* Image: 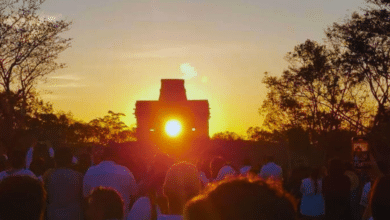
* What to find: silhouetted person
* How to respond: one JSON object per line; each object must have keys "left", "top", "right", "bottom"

{"left": 286, "top": 164, "right": 311, "bottom": 202}
{"left": 74, "top": 153, "right": 92, "bottom": 174}
{"left": 259, "top": 155, "right": 283, "bottom": 182}
{"left": 300, "top": 167, "right": 325, "bottom": 219}
{"left": 344, "top": 162, "right": 360, "bottom": 220}
{"left": 83, "top": 146, "right": 138, "bottom": 215}
{"left": 210, "top": 156, "right": 226, "bottom": 181}
{"left": 370, "top": 175, "right": 390, "bottom": 220}
{"left": 197, "top": 159, "right": 210, "bottom": 187}
{"left": 322, "top": 158, "right": 351, "bottom": 220}
{"left": 85, "top": 186, "right": 124, "bottom": 220}
{"left": 30, "top": 156, "right": 48, "bottom": 180}
{"left": 159, "top": 162, "right": 201, "bottom": 219}
{"left": 26, "top": 141, "right": 54, "bottom": 169}
{"left": 0, "top": 176, "right": 46, "bottom": 220}
{"left": 215, "top": 164, "right": 237, "bottom": 181}
{"left": 43, "top": 147, "right": 84, "bottom": 220}
{"left": 361, "top": 155, "right": 387, "bottom": 220}
{"left": 127, "top": 153, "right": 174, "bottom": 220}
{"left": 0, "top": 149, "right": 36, "bottom": 181}
{"left": 239, "top": 158, "right": 252, "bottom": 175}
{"left": 184, "top": 176, "right": 297, "bottom": 220}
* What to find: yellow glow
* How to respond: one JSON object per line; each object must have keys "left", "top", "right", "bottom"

{"left": 165, "top": 120, "right": 182, "bottom": 137}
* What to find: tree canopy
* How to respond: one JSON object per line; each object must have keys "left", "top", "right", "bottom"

{"left": 0, "top": 0, "right": 72, "bottom": 149}
{"left": 260, "top": 0, "right": 390, "bottom": 155}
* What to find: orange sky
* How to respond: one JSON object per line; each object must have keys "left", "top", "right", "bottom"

{"left": 38, "top": 0, "right": 366, "bottom": 137}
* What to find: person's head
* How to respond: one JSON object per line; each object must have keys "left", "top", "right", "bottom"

{"left": 242, "top": 158, "right": 251, "bottom": 166}
{"left": 101, "top": 146, "right": 118, "bottom": 163}
{"left": 376, "top": 161, "right": 388, "bottom": 175}
{"left": 163, "top": 162, "right": 201, "bottom": 215}
{"left": 33, "top": 142, "right": 50, "bottom": 161}
{"left": 55, "top": 147, "right": 73, "bottom": 168}
{"left": 79, "top": 153, "right": 91, "bottom": 165}
{"left": 0, "top": 176, "right": 46, "bottom": 220}
{"left": 320, "top": 165, "right": 328, "bottom": 177}
{"left": 310, "top": 167, "right": 321, "bottom": 194}
{"left": 150, "top": 152, "right": 175, "bottom": 175}
{"left": 184, "top": 176, "right": 297, "bottom": 220}
{"left": 210, "top": 156, "right": 226, "bottom": 179}
{"left": 310, "top": 167, "right": 320, "bottom": 180}
{"left": 9, "top": 149, "right": 25, "bottom": 169}
{"left": 86, "top": 187, "right": 124, "bottom": 220}
{"left": 216, "top": 165, "right": 237, "bottom": 181}
{"left": 29, "top": 157, "right": 47, "bottom": 176}
{"left": 265, "top": 155, "right": 275, "bottom": 163}
{"left": 370, "top": 175, "right": 390, "bottom": 220}
{"left": 197, "top": 158, "right": 210, "bottom": 177}
{"left": 328, "top": 158, "right": 344, "bottom": 176}
{"left": 345, "top": 161, "right": 355, "bottom": 171}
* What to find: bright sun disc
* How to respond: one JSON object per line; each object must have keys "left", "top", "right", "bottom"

{"left": 165, "top": 120, "right": 181, "bottom": 137}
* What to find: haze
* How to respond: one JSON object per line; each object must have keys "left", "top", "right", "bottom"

{"left": 38, "top": 0, "right": 366, "bottom": 137}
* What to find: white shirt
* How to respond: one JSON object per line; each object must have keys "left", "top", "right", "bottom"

{"left": 259, "top": 162, "right": 283, "bottom": 181}
{"left": 0, "top": 169, "right": 36, "bottom": 181}
{"left": 215, "top": 165, "right": 236, "bottom": 181}
{"left": 127, "top": 196, "right": 161, "bottom": 220}
{"left": 240, "top": 166, "right": 252, "bottom": 175}
{"left": 83, "top": 161, "right": 138, "bottom": 213}
{"left": 360, "top": 182, "right": 371, "bottom": 207}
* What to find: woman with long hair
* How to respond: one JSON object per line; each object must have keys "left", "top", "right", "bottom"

{"left": 300, "top": 167, "right": 325, "bottom": 219}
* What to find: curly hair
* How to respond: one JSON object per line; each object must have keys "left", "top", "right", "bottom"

{"left": 184, "top": 176, "right": 297, "bottom": 220}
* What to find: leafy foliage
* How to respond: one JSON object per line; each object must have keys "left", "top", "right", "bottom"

{"left": 211, "top": 131, "right": 243, "bottom": 141}
{"left": 261, "top": 40, "right": 372, "bottom": 138}
{"left": 0, "top": 0, "right": 71, "bottom": 148}
{"left": 326, "top": 0, "right": 390, "bottom": 126}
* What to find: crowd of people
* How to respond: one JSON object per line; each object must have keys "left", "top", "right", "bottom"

{"left": 0, "top": 140, "right": 388, "bottom": 220}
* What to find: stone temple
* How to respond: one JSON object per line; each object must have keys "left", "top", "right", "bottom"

{"left": 134, "top": 79, "right": 210, "bottom": 156}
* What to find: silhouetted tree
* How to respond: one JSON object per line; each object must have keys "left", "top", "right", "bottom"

{"left": 261, "top": 40, "right": 372, "bottom": 140}
{"left": 0, "top": 0, "right": 72, "bottom": 149}
{"left": 246, "top": 126, "right": 283, "bottom": 143}
{"left": 211, "top": 131, "right": 243, "bottom": 141}
{"left": 89, "top": 111, "right": 136, "bottom": 144}
{"left": 326, "top": 0, "right": 390, "bottom": 127}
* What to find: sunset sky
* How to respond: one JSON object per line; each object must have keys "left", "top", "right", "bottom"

{"left": 38, "top": 0, "right": 366, "bottom": 137}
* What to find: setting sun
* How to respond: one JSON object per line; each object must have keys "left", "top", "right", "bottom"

{"left": 165, "top": 120, "right": 182, "bottom": 137}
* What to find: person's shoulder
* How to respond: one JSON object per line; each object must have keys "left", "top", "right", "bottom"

{"left": 129, "top": 196, "right": 152, "bottom": 212}
{"left": 0, "top": 170, "right": 7, "bottom": 180}
{"left": 157, "top": 214, "right": 183, "bottom": 220}
{"left": 364, "top": 181, "right": 371, "bottom": 190}
{"left": 114, "top": 164, "right": 135, "bottom": 176}
{"left": 322, "top": 175, "right": 331, "bottom": 183}
{"left": 63, "top": 168, "right": 84, "bottom": 178}
{"left": 84, "top": 164, "right": 100, "bottom": 176}
{"left": 16, "top": 169, "right": 37, "bottom": 179}
{"left": 73, "top": 169, "right": 84, "bottom": 177}
{"left": 20, "top": 169, "right": 36, "bottom": 175}
{"left": 342, "top": 174, "right": 351, "bottom": 182}
{"left": 272, "top": 162, "right": 282, "bottom": 169}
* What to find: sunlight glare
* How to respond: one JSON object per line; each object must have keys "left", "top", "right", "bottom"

{"left": 165, "top": 120, "right": 182, "bottom": 137}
